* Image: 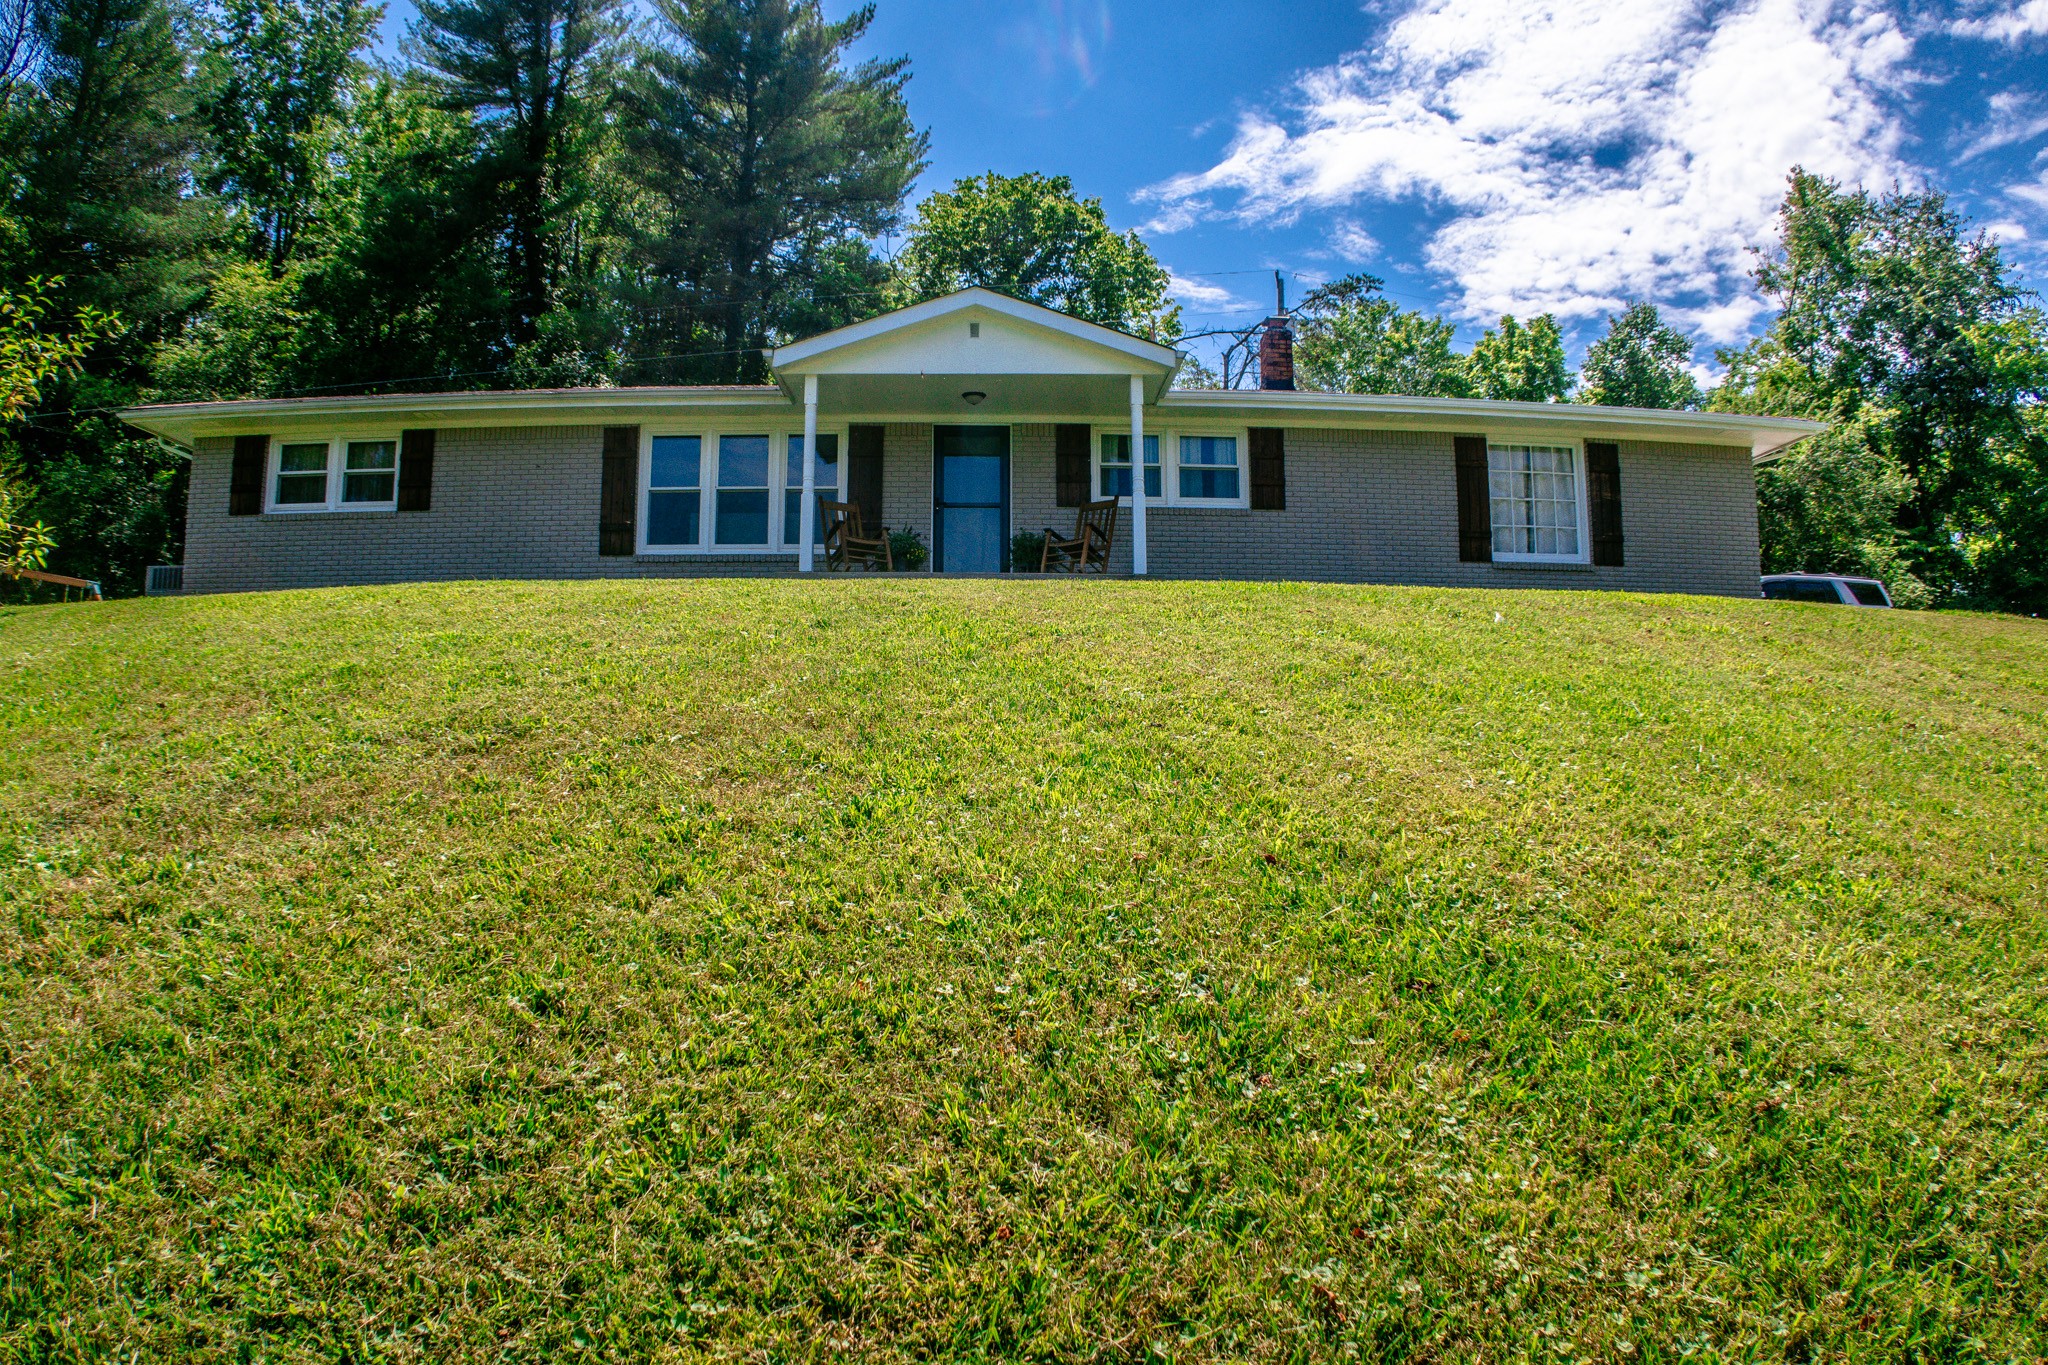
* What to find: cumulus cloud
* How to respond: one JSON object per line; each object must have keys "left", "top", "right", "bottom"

{"left": 1140, "top": 0, "right": 1914, "bottom": 330}
{"left": 1951, "top": 0, "right": 2048, "bottom": 41}
{"left": 1166, "top": 271, "right": 1256, "bottom": 311}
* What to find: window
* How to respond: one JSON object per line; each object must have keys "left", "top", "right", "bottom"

{"left": 1488, "top": 443, "right": 1583, "bottom": 560}
{"left": 1099, "top": 433, "right": 1160, "bottom": 500}
{"left": 1765, "top": 579, "right": 1846, "bottom": 604}
{"left": 1179, "top": 435, "right": 1240, "bottom": 501}
{"left": 274, "top": 441, "right": 330, "bottom": 506}
{"left": 715, "top": 434, "right": 771, "bottom": 546}
{"left": 342, "top": 439, "right": 397, "bottom": 504}
{"left": 784, "top": 433, "right": 840, "bottom": 546}
{"left": 647, "top": 435, "right": 702, "bottom": 547}
{"left": 1846, "top": 580, "right": 1891, "bottom": 606}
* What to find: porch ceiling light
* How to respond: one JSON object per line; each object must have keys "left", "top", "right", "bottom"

{"left": 961, "top": 390, "right": 987, "bottom": 406}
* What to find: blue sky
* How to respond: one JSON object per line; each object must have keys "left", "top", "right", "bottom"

{"left": 380, "top": 0, "right": 2048, "bottom": 373}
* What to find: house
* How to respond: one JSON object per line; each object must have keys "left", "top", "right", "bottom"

{"left": 120, "top": 288, "right": 1823, "bottom": 595}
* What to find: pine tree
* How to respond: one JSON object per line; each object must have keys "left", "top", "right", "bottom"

{"left": 406, "top": 0, "right": 625, "bottom": 344}
{"left": 624, "top": 0, "right": 925, "bottom": 382}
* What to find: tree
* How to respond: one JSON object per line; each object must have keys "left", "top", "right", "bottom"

{"left": 406, "top": 0, "right": 625, "bottom": 344}
{"left": 2, "top": 0, "right": 213, "bottom": 595}
{"left": 892, "top": 172, "right": 1174, "bottom": 338}
{"left": 200, "top": 0, "right": 379, "bottom": 273}
{"left": 1293, "top": 275, "right": 1470, "bottom": 398}
{"left": 1, "top": 277, "right": 112, "bottom": 574}
{"left": 1714, "top": 169, "right": 2044, "bottom": 608}
{"left": 1469, "top": 313, "right": 1570, "bottom": 402}
{"left": 623, "top": 0, "right": 923, "bottom": 383}
{"left": 1579, "top": 303, "right": 1701, "bottom": 409}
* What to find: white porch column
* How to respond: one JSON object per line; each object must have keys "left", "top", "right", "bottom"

{"left": 798, "top": 374, "right": 819, "bottom": 573}
{"left": 1128, "top": 373, "right": 1149, "bottom": 576}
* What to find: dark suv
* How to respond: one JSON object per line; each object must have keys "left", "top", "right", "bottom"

{"left": 1760, "top": 573, "right": 1893, "bottom": 607}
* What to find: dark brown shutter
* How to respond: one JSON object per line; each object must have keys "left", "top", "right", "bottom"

{"left": 1055, "top": 423, "right": 1090, "bottom": 507}
{"left": 599, "top": 425, "right": 639, "bottom": 556}
{"left": 847, "top": 424, "right": 884, "bottom": 532}
{"left": 1454, "top": 435, "right": 1492, "bottom": 563}
{"left": 398, "top": 429, "right": 435, "bottom": 512}
{"left": 1586, "top": 440, "right": 1624, "bottom": 567}
{"left": 229, "top": 435, "right": 267, "bottom": 515}
{"left": 1249, "top": 427, "right": 1286, "bottom": 509}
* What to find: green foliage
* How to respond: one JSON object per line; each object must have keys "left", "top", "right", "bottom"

{"left": 199, "top": 0, "right": 379, "bottom": 271}
{"left": 406, "top": 0, "right": 628, "bottom": 342}
{"left": 622, "top": 0, "right": 925, "bottom": 382}
{"left": 1009, "top": 529, "right": 1046, "bottom": 572}
{"left": 1579, "top": 302, "right": 1701, "bottom": 410}
{"left": 1714, "top": 169, "right": 2047, "bottom": 611}
{"left": 1, "top": 580, "right": 2044, "bottom": 1356}
{"left": 892, "top": 172, "right": 1176, "bottom": 339}
{"left": 0, "top": 277, "right": 116, "bottom": 420}
{"left": 886, "top": 525, "right": 926, "bottom": 569}
{"left": 1468, "top": 312, "right": 1571, "bottom": 402}
{"left": 1294, "top": 275, "right": 1471, "bottom": 398}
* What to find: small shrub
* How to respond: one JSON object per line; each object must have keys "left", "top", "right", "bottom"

{"left": 1010, "top": 531, "right": 1046, "bottom": 572}
{"left": 888, "top": 528, "right": 928, "bottom": 571}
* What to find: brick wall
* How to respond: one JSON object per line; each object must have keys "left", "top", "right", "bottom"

{"left": 182, "top": 422, "right": 1760, "bottom": 597}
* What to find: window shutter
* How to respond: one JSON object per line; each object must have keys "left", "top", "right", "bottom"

{"left": 1454, "top": 435, "right": 1492, "bottom": 563}
{"left": 1249, "top": 427, "right": 1286, "bottom": 509}
{"left": 1586, "top": 440, "right": 1623, "bottom": 567}
{"left": 848, "top": 424, "right": 885, "bottom": 532}
{"left": 398, "top": 429, "right": 436, "bottom": 512}
{"left": 1055, "top": 423, "right": 1090, "bottom": 506}
{"left": 599, "top": 425, "right": 639, "bottom": 556}
{"left": 229, "top": 435, "right": 267, "bottom": 515}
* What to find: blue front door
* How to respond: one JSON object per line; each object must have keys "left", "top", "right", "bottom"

{"left": 933, "top": 426, "right": 1009, "bottom": 572}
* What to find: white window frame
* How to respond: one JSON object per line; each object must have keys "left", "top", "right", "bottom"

{"left": 638, "top": 424, "right": 848, "bottom": 555}
{"left": 265, "top": 434, "right": 402, "bottom": 513}
{"left": 1486, "top": 436, "right": 1591, "bottom": 565}
{"left": 1090, "top": 424, "right": 1251, "bottom": 510}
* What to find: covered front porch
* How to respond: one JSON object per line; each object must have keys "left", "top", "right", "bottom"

{"left": 766, "top": 289, "right": 1180, "bottom": 574}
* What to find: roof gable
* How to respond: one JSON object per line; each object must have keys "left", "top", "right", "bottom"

{"left": 771, "top": 289, "right": 1179, "bottom": 392}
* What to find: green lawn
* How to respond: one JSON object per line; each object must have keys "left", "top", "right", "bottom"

{"left": 1, "top": 580, "right": 2044, "bottom": 1363}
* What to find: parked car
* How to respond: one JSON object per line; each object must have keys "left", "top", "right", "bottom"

{"left": 1760, "top": 573, "right": 1894, "bottom": 606}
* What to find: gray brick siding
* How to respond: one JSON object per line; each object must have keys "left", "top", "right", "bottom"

{"left": 182, "top": 422, "right": 1759, "bottom": 596}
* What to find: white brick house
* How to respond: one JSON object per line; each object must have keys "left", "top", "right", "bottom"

{"left": 121, "top": 289, "right": 1822, "bottom": 595}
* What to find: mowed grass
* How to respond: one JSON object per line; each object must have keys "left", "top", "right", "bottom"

{"left": 1, "top": 580, "right": 2044, "bottom": 1364}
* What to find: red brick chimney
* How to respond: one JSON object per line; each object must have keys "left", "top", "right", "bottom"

{"left": 1259, "top": 316, "right": 1295, "bottom": 391}
{"left": 1259, "top": 271, "right": 1295, "bottom": 390}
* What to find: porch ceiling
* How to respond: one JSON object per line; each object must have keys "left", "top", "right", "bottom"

{"left": 808, "top": 372, "right": 1141, "bottom": 419}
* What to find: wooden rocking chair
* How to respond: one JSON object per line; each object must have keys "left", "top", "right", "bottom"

{"left": 819, "top": 498, "right": 893, "bottom": 571}
{"left": 1040, "top": 499, "right": 1118, "bottom": 573}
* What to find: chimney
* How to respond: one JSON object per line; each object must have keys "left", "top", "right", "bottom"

{"left": 1259, "top": 270, "right": 1295, "bottom": 391}
{"left": 1258, "top": 317, "right": 1295, "bottom": 391}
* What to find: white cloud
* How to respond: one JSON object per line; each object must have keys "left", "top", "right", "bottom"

{"left": 1140, "top": 0, "right": 1913, "bottom": 333}
{"left": 1960, "top": 92, "right": 2048, "bottom": 160}
{"left": 2011, "top": 170, "right": 2048, "bottom": 210}
{"left": 1165, "top": 271, "right": 1255, "bottom": 311}
{"left": 1952, "top": 0, "right": 2048, "bottom": 41}
{"left": 1981, "top": 220, "right": 2030, "bottom": 242}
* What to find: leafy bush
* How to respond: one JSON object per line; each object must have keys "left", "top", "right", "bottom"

{"left": 887, "top": 528, "right": 928, "bottom": 570}
{"left": 1010, "top": 531, "right": 1046, "bottom": 572}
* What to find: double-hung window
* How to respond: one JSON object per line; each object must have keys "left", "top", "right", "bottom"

{"left": 274, "top": 441, "right": 331, "bottom": 507}
{"left": 715, "top": 435, "right": 772, "bottom": 546}
{"left": 647, "top": 436, "right": 702, "bottom": 547}
{"left": 1488, "top": 443, "right": 1583, "bottom": 560}
{"left": 270, "top": 437, "right": 399, "bottom": 511}
{"left": 1178, "top": 435, "right": 1240, "bottom": 501}
{"left": 342, "top": 440, "right": 397, "bottom": 505}
{"left": 1099, "top": 434, "right": 1161, "bottom": 500}
{"left": 784, "top": 433, "right": 839, "bottom": 546}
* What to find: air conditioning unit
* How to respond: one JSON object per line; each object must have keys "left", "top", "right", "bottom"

{"left": 145, "top": 564, "right": 184, "bottom": 595}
